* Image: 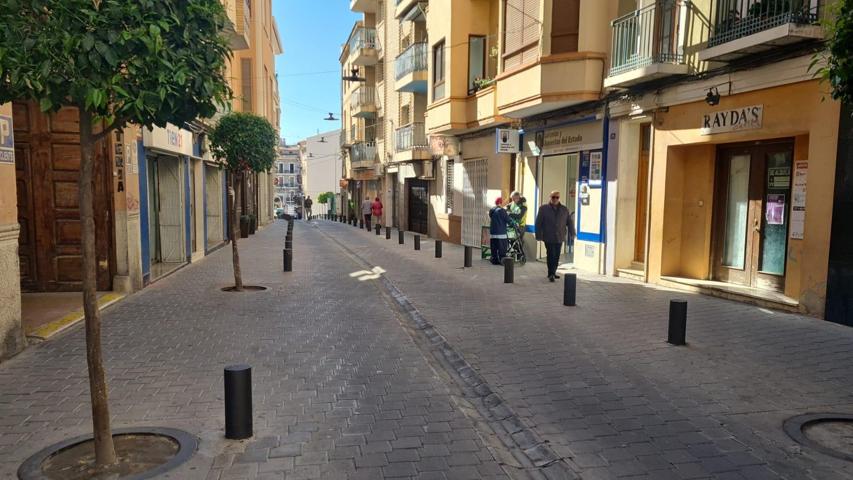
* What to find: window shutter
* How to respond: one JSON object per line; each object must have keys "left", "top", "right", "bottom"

{"left": 522, "top": 0, "right": 539, "bottom": 46}
{"left": 551, "top": 0, "right": 579, "bottom": 53}
{"left": 504, "top": 0, "right": 524, "bottom": 57}
{"left": 241, "top": 59, "right": 253, "bottom": 112}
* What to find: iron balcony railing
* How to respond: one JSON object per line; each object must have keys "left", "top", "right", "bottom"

{"left": 395, "top": 42, "right": 428, "bottom": 80}
{"left": 349, "top": 27, "right": 380, "bottom": 53}
{"left": 350, "top": 86, "right": 376, "bottom": 110}
{"left": 351, "top": 142, "right": 378, "bottom": 167}
{"left": 395, "top": 122, "right": 428, "bottom": 153}
{"left": 709, "top": 0, "right": 820, "bottom": 47}
{"left": 609, "top": 1, "right": 690, "bottom": 77}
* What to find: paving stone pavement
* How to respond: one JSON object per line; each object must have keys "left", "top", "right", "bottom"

{"left": 314, "top": 220, "right": 853, "bottom": 480}
{"left": 0, "top": 221, "right": 515, "bottom": 480}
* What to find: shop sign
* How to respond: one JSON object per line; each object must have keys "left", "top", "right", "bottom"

{"left": 700, "top": 105, "right": 763, "bottom": 136}
{"left": 430, "top": 135, "right": 460, "bottom": 157}
{"left": 143, "top": 123, "right": 193, "bottom": 156}
{"left": 540, "top": 121, "right": 604, "bottom": 155}
{"left": 0, "top": 115, "right": 14, "bottom": 164}
{"left": 495, "top": 129, "right": 520, "bottom": 154}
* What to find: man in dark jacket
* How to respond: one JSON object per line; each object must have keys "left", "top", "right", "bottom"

{"left": 535, "top": 190, "right": 574, "bottom": 282}
{"left": 489, "top": 197, "right": 510, "bottom": 265}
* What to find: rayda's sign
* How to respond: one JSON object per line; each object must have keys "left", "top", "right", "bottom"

{"left": 701, "top": 105, "right": 763, "bottom": 135}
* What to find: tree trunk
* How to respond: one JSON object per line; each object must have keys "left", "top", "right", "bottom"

{"left": 79, "top": 110, "right": 117, "bottom": 466}
{"left": 229, "top": 170, "right": 243, "bottom": 290}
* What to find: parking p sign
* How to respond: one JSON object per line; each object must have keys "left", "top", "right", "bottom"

{"left": 0, "top": 115, "right": 13, "bottom": 164}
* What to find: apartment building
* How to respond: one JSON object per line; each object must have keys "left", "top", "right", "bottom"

{"left": 275, "top": 141, "right": 302, "bottom": 211}
{"left": 300, "top": 130, "right": 343, "bottom": 217}
{"left": 338, "top": 0, "right": 848, "bottom": 321}
{"left": 0, "top": 1, "right": 283, "bottom": 360}
{"left": 601, "top": 0, "right": 839, "bottom": 320}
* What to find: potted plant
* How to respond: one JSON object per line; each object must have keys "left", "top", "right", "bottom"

{"left": 240, "top": 215, "right": 250, "bottom": 238}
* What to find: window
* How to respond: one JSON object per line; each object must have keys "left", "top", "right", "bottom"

{"left": 468, "top": 36, "right": 486, "bottom": 94}
{"left": 289, "top": 163, "right": 295, "bottom": 173}
{"left": 241, "top": 59, "right": 253, "bottom": 112}
{"left": 551, "top": 0, "right": 580, "bottom": 54}
{"left": 400, "top": 105, "right": 411, "bottom": 126}
{"left": 278, "top": 164, "right": 284, "bottom": 173}
{"left": 377, "top": 59, "right": 385, "bottom": 83}
{"left": 433, "top": 40, "right": 445, "bottom": 101}
{"left": 445, "top": 159, "right": 455, "bottom": 213}
{"left": 503, "top": 0, "right": 540, "bottom": 70}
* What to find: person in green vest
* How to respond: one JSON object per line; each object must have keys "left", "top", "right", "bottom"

{"left": 506, "top": 191, "right": 527, "bottom": 239}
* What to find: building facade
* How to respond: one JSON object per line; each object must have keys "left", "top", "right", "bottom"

{"left": 275, "top": 141, "right": 302, "bottom": 212}
{"left": 299, "top": 130, "right": 343, "bottom": 217}
{"left": 0, "top": 0, "right": 283, "bottom": 360}
{"left": 339, "top": 0, "right": 849, "bottom": 321}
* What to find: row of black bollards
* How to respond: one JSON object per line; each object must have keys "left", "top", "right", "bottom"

{"left": 283, "top": 218, "right": 294, "bottom": 272}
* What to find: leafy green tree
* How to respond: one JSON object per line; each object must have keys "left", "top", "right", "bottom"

{"left": 209, "top": 112, "right": 277, "bottom": 291}
{"left": 317, "top": 191, "right": 333, "bottom": 204}
{"left": 813, "top": 0, "right": 853, "bottom": 105}
{"left": 0, "top": 0, "right": 231, "bottom": 467}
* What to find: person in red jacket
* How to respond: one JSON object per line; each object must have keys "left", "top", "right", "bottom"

{"left": 371, "top": 197, "right": 383, "bottom": 226}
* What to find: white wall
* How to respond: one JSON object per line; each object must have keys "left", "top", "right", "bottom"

{"left": 300, "top": 129, "right": 343, "bottom": 207}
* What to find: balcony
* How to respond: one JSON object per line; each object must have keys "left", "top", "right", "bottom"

{"left": 426, "top": 85, "right": 504, "bottom": 135}
{"left": 394, "top": 122, "right": 430, "bottom": 162}
{"left": 222, "top": 0, "right": 251, "bottom": 51}
{"left": 605, "top": 1, "right": 692, "bottom": 88}
{"left": 351, "top": 142, "right": 378, "bottom": 169}
{"left": 395, "top": 42, "right": 428, "bottom": 93}
{"left": 350, "top": 0, "right": 378, "bottom": 13}
{"left": 350, "top": 86, "right": 377, "bottom": 118}
{"left": 396, "top": 0, "right": 427, "bottom": 20}
{"left": 699, "top": 0, "right": 822, "bottom": 62}
{"left": 349, "top": 27, "right": 380, "bottom": 66}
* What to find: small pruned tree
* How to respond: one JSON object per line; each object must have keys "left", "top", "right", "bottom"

{"left": 813, "top": 0, "right": 853, "bottom": 106}
{"left": 209, "top": 113, "right": 277, "bottom": 291}
{"left": 317, "top": 191, "right": 334, "bottom": 204}
{"left": 0, "top": 0, "right": 232, "bottom": 468}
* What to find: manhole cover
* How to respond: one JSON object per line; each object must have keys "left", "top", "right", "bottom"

{"left": 784, "top": 413, "right": 853, "bottom": 462}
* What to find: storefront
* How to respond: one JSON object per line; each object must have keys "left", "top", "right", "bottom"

{"left": 521, "top": 117, "right": 605, "bottom": 273}
{"left": 458, "top": 133, "right": 512, "bottom": 248}
{"left": 647, "top": 80, "right": 840, "bottom": 316}
{"left": 141, "top": 123, "right": 193, "bottom": 282}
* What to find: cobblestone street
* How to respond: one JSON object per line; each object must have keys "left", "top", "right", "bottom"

{"left": 2, "top": 219, "right": 853, "bottom": 479}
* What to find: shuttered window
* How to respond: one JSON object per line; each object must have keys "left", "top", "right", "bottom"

{"left": 445, "top": 159, "right": 455, "bottom": 213}
{"left": 241, "top": 59, "right": 253, "bottom": 112}
{"left": 503, "top": 0, "right": 540, "bottom": 70}
{"left": 551, "top": 0, "right": 580, "bottom": 54}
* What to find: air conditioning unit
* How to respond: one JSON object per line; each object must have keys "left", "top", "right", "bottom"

{"left": 414, "top": 160, "right": 435, "bottom": 179}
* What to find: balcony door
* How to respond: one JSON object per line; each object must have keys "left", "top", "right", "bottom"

{"left": 712, "top": 141, "right": 793, "bottom": 292}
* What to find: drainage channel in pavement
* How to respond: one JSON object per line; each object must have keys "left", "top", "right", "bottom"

{"left": 314, "top": 221, "right": 580, "bottom": 480}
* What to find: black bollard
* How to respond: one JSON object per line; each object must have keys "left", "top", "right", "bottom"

{"left": 435, "top": 240, "right": 442, "bottom": 258}
{"left": 224, "top": 365, "right": 253, "bottom": 440}
{"left": 563, "top": 273, "right": 577, "bottom": 307}
{"left": 375, "top": 224, "right": 381, "bottom": 236}
{"left": 668, "top": 300, "right": 688, "bottom": 346}
{"left": 285, "top": 238, "right": 293, "bottom": 250}
{"left": 283, "top": 248, "right": 293, "bottom": 272}
{"left": 464, "top": 246, "right": 473, "bottom": 268}
{"left": 414, "top": 235, "right": 421, "bottom": 251}
{"left": 503, "top": 257, "right": 514, "bottom": 283}
{"left": 398, "top": 230, "right": 404, "bottom": 245}
{"left": 386, "top": 226, "right": 391, "bottom": 240}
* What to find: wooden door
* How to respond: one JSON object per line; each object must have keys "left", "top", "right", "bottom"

{"left": 712, "top": 142, "right": 793, "bottom": 291}
{"left": 634, "top": 124, "right": 651, "bottom": 263}
{"left": 13, "top": 102, "right": 113, "bottom": 292}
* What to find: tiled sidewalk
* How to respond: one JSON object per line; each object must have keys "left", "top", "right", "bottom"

{"left": 317, "top": 220, "right": 853, "bottom": 480}
{"left": 0, "top": 221, "right": 512, "bottom": 480}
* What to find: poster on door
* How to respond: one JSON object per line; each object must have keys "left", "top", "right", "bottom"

{"left": 588, "top": 152, "right": 603, "bottom": 187}
{"left": 766, "top": 194, "right": 786, "bottom": 225}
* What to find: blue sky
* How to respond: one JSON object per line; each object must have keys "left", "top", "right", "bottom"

{"left": 274, "top": 1, "right": 359, "bottom": 144}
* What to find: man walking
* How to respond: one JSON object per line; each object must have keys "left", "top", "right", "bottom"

{"left": 361, "top": 196, "right": 373, "bottom": 230}
{"left": 304, "top": 196, "right": 313, "bottom": 220}
{"left": 535, "top": 191, "right": 574, "bottom": 282}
